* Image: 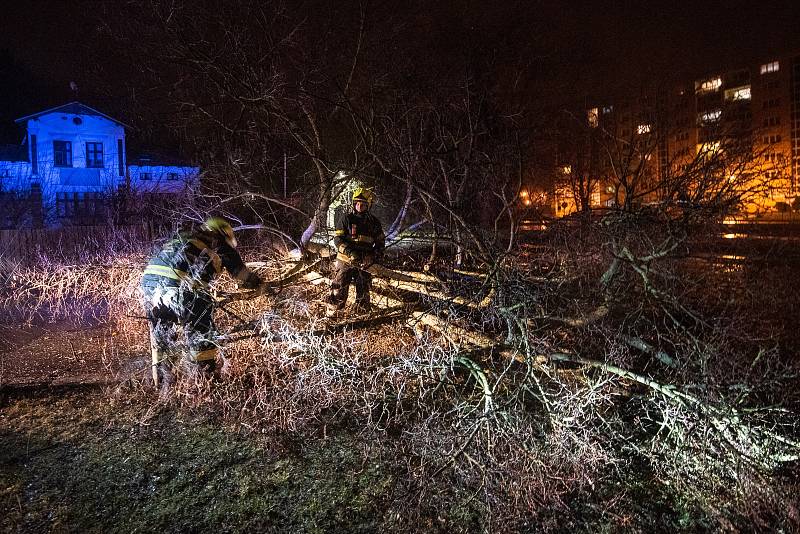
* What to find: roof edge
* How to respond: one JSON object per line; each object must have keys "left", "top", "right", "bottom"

{"left": 14, "top": 101, "right": 129, "bottom": 128}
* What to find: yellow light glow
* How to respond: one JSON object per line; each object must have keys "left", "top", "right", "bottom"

{"left": 724, "top": 86, "right": 751, "bottom": 101}
{"left": 760, "top": 61, "right": 779, "bottom": 74}
{"left": 699, "top": 110, "right": 722, "bottom": 124}
{"left": 587, "top": 108, "right": 599, "bottom": 128}
{"left": 695, "top": 76, "right": 722, "bottom": 94}
{"left": 697, "top": 141, "right": 721, "bottom": 155}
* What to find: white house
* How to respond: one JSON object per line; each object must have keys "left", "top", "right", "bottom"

{"left": 0, "top": 102, "right": 199, "bottom": 226}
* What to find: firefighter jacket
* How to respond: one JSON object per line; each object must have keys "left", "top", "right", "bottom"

{"left": 142, "top": 230, "right": 261, "bottom": 290}
{"left": 334, "top": 211, "right": 385, "bottom": 265}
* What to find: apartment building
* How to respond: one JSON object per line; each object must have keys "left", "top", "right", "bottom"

{"left": 556, "top": 50, "right": 800, "bottom": 216}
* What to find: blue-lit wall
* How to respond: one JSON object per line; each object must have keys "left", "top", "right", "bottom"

{"left": 0, "top": 106, "right": 199, "bottom": 226}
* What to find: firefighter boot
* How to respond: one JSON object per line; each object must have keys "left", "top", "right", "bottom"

{"left": 325, "top": 291, "right": 345, "bottom": 317}
{"left": 151, "top": 346, "right": 175, "bottom": 397}
{"left": 151, "top": 345, "right": 161, "bottom": 387}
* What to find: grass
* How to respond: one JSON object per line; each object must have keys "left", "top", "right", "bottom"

{"left": 1, "top": 386, "right": 753, "bottom": 533}
{"left": 0, "top": 387, "right": 407, "bottom": 533}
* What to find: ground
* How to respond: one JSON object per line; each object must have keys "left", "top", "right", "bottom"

{"left": 0, "top": 322, "right": 133, "bottom": 389}
{"left": 2, "top": 235, "right": 799, "bottom": 532}
{"left": 2, "top": 387, "right": 722, "bottom": 533}
{"left": 0, "top": 310, "right": 704, "bottom": 533}
{"left": 0, "top": 388, "right": 405, "bottom": 533}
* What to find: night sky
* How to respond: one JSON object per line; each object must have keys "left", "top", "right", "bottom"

{"left": 1, "top": 0, "right": 799, "bottom": 144}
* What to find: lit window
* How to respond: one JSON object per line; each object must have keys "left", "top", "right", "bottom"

{"left": 695, "top": 77, "right": 722, "bottom": 94}
{"left": 561, "top": 165, "right": 572, "bottom": 174}
{"left": 637, "top": 124, "right": 651, "bottom": 134}
{"left": 86, "top": 142, "right": 103, "bottom": 168}
{"left": 697, "top": 141, "right": 721, "bottom": 155}
{"left": 724, "top": 86, "right": 751, "bottom": 101}
{"left": 698, "top": 110, "right": 722, "bottom": 124}
{"left": 587, "top": 108, "right": 599, "bottom": 128}
{"left": 760, "top": 61, "right": 780, "bottom": 74}
{"left": 53, "top": 140, "right": 72, "bottom": 167}
{"left": 602, "top": 105, "right": 613, "bottom": 114}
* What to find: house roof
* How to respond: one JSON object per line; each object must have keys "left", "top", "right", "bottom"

{"left": 0, "top": 144, "right": 28, "bottom": 162}
{"left": 14, "top": 101, "right": 128, "bottom": 127}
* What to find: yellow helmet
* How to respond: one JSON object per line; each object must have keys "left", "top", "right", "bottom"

{"left": 202, "top": 216, "right": 237, "bottom": 248}
{"left": 352, "top": 188, "right": 374, "bottom": 210}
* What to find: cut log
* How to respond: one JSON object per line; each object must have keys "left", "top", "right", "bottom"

{"left": 453, "top": 269, "right": 488, "bottom": 279}
{"left": 364, "top": 264, "right": 438, "bottom": 284}
{"left": 303, "top": 270, "right": 520, "bottom": 360}
{"left": 371, "top": 277, "right": 492, "bottom": 310}
{"left": 303, "top": 270, "right": 331, "bottom": 286}
{"left": 532, "top": 305, "right": 609, "bottom": 328}
{"left": 384, "top": 268, "right": 440, "bottom": 284}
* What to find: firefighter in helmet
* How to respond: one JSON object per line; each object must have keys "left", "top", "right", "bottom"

{"left": 327, "top": 188, "right": 385, "bottom": 315}
{"left": 141, "top": 216, "right": 262, "bottom": 386}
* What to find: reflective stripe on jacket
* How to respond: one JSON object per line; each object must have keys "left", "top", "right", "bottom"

{"left": 333, "top": 212, "right": 385, "bottom": 263}
{"left": 142, "top": 230, "right": 253, "bottom": 289}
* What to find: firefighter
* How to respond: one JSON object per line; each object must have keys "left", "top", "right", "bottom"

{"left": 141, "top": 216, "right": 262, "bottom": 387}
{"left": 327, "top": 188, "right": 385, "bottom": 315}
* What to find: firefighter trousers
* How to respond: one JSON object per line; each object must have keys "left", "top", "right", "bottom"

{"left": 141, "top": 281, "right": 219, "bottom": 381}
{"left": 328, "top": 260, "right": 372, "bottom": 308}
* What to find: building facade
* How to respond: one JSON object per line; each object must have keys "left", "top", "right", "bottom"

{"left": 549, "top": 50, "right": 800, "bottom": 217}
{"left": 0, "top": 102, "right": 198, "bottom": 227}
